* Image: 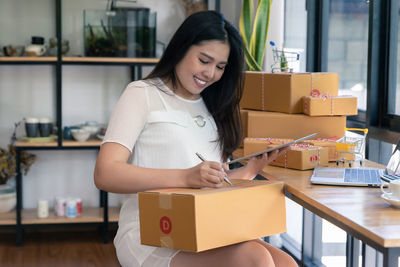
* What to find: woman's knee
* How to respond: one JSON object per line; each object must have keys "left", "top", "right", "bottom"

{"left": 233, "top": 241, "right": 275, "bottom": 267}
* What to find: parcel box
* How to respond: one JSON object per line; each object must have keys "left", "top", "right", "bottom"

{"left": 303, "top": 95, "right": 358, "bottom": 116}
{"left": 138, "top": 179, "right": 286, "bottom": 252}
{"left": 241, "top": 72, "right": 339, "bottom": 113}
{"left": 244, "top": 137, "right": 294, "bottom": 156}
{"left": 268, "top": 144, "right": 329, "bottom": 170}
{"left": 302, "top": 139, "right": 355, "bottom": 162}
{"left": 302, "top": 138, "right": 339, "bottom": 162}
{"left": 246, "top": 110, "right": 346, "bottom": 139}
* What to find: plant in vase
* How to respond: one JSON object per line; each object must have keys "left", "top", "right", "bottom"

{"left": 239, "top": 0, "right": 271, "bottom": 71}
{"left": 0, "top": 120, "right": 36, "bottom": 213}
{"left": 181, "top": 0, "right": 208, "bottom": 17}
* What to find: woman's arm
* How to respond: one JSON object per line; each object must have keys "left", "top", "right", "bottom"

{"left": 94, "top": 142, "right": 226, "bottom": 193}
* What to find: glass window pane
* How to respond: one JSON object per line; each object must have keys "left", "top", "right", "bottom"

{"left": 388, "top": 0, "right": 400, "bottom": 115}
{"left": 284, "top": 0, "right": 307, "bottom": 73}
{"left": 321, "top": 220, "right": 348, "bottom": 266}
{"left": 327, "top": 0, "right": 369, "bottom": 111}
{"left": 282, "top": 0, "right": 307, "bottom": 257}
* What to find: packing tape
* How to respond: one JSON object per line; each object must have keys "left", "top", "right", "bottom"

{"left": 160, "top": 236, "right": 174, "bottom": 248}
{"left": 159, "top": 193, "right": 172, "bottom": 210}
{"left": 318, "top": 147, "right": 321, "bottom": 165}
{"left": 304, "top": 99, "right": 309, "bottom": 113}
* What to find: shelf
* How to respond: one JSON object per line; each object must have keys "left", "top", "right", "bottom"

{"left": 0, "top": 211, "right": 16, "bottom": 225}
{"left": 0, "top": 207, "right": 119, "bottom": 226}
{"left": 14, "top": 141, "right": 58, "bottom": 148}
{"left": 62, "top": 56, "right": 159, "bottom": 65}
{"left": 0, "top": 56, "right": 57, "bottom": 63}
{"left": 62, "top": 139, "right": 102, "bottom": 147}
{"left": 22, "top": 207, "right": 105, "bottom": 224}
{"left": 1, "top": 1, "right": 160, "bottom": 245}
{"left": 108, "top": 207, "right": 120, "bottom": 223}
{"left": 14, "top": 139, "right": 102, "bottom": 148}
{"left": 0, "top": 56, "right": 158, "bottom": 65}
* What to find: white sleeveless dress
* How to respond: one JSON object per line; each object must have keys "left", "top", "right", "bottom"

{"left": 102, "top": 78, "right": 222, "bottom": 267}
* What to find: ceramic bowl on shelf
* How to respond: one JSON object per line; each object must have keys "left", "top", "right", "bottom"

{"left": 81, "top": 124, "right": 100, "bottom": 138}
{"left": 71, "top": 129, "right": 90, "bottom": 142}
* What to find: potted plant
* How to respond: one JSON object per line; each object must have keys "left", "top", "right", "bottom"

{"left": 0, "top": 120, "right": 36, "bottom": 213}
{"left": 239, "top": 0, "right": 271, "bottom": 71}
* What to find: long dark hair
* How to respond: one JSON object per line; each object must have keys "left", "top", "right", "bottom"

{"left": 146, "top": 11, "right": 244, "bottom": 161}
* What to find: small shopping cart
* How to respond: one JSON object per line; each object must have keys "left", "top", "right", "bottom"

{"left": 336, "top": 127, "right": 368, "bottom": 167}
{"left": 269, "top": 41, "right": 300, "bottom": 73}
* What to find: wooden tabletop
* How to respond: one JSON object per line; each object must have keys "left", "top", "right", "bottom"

{"left": 234, "top": 149, "right": 400, "bottom": 249}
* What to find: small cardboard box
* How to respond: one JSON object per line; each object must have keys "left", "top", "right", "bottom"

{"left": 302, "top": 139, "right": 339, "bottom": 162}
{"left": 246, "top": 110, "right": 346, "bottom": 140}
{"left": 269, "top": 144, "right": 329, "bottom": 170}
{"left": 303, "top": 96, "right": 358, "bottom": 116}
{"left": 241, "top": 72, "right": 339, "bottom": 113}
{"left": 138, "top": 180, "right": 286, "bottom": 252}
{"left": 244, "top": 137, "right": 294, "bottom": 156}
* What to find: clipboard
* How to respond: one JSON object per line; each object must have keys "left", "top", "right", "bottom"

{"left": 226, "top": 133, "right": 317, "bottom": 165}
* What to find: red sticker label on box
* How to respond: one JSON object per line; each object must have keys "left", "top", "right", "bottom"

{"left": 160, "top": 216, "right": 172, "bottom": 234}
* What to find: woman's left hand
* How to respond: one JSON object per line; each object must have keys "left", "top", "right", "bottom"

{"left": 246, "top": 146, "right": 290, "bottom": 177}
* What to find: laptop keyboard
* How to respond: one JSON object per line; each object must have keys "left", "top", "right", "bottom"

{"left": 344, "top": 169, "right": 382, "bottom": 184}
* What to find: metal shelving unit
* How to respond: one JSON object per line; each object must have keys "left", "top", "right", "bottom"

{"left": 0, "top": 0, "right": 159, "bottom": 246}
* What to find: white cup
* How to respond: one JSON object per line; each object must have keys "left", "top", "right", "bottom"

{"left": 25, "top": 117, "right": 39, "bottom": 137}
{"left": 37, "top": 200, "right": 49, "bottom": 218}
{"left": 26, "top": 44, "right": 46, "bottom": 56}
{"left": 381, "top": 179, "right": 400, "bottom": 199}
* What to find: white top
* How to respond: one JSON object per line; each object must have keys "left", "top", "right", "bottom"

{"left": 103, "top": 78, "right": 222, "bottom": 265}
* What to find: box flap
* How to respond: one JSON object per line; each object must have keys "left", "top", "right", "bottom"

{"left": 141, "top": 179, "right": 283, "bottom": 196}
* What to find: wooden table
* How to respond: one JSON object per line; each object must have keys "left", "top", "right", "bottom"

{"left": 235, "top": 149, "right": 400, "bottom": 266}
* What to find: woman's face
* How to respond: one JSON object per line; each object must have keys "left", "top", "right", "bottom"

{"left": 173, "top": 40, "right": 230, "bottom": 100}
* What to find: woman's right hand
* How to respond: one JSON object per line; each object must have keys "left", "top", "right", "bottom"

{"left": 185, "top": 161, "right": 225, "bottom": 188}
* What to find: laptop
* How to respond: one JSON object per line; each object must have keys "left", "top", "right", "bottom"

{"left": 310, "top": 140, "right": 400, "bottom": 187}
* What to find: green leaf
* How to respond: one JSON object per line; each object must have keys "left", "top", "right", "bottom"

{"left": 239, "top": 0, "right": 254, "bottom": 48}
{"left": 244, "top": 45, "right": 262, "bottom": 71}
{"left": 249, "top": 0, "right": 271, "bottom": 68}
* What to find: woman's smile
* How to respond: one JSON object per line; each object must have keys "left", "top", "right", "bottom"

{"left": 193, "top": 76, "right": 207, "bottom": 88}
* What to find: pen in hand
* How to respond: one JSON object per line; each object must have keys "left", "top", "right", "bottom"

{"left": 195, "top": 152, "right": 233, "bottom": 186}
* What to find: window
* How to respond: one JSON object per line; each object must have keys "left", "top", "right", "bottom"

{"left": 327, "top": 0, "right": 369, "bottom": 111}
{"left": 282, "top": 0, "right": 307, "bottom": 259}
{"left": 282, "top": 0, "right": 400, "bottom": 265}
{"left": 284, "top": 0, "right": 307, "bottom": 72}
{"left": 387, "top": 0, "right": 400, "bottom": 116}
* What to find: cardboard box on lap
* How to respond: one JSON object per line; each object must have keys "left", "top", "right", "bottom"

{"left": 138, "top": 179, "right": 286, "bottom": 252}
{"left": 241, "top": 72, "right": 339, "bottom": 113}
{"left": 303, "top": 95, "right": 358, "bottom": 116}
{"left": 246, "top": 110, "right": 346, "bottom": 140}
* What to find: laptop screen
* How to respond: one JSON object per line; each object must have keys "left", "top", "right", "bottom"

{"left": 386, "top": 145, "right": 400, "bottom": 175}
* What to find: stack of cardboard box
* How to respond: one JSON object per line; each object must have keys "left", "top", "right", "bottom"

{"left": 240, "top": 71, "right": 358, "bottom": 170}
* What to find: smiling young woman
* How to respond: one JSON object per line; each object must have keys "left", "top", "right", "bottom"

{"left": 94, "top": 10, "right": 296, "bottom": 267}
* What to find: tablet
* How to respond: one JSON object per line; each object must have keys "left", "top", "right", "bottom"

{"left": 226, "top": 133, "right": 317, "bottom": 165}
